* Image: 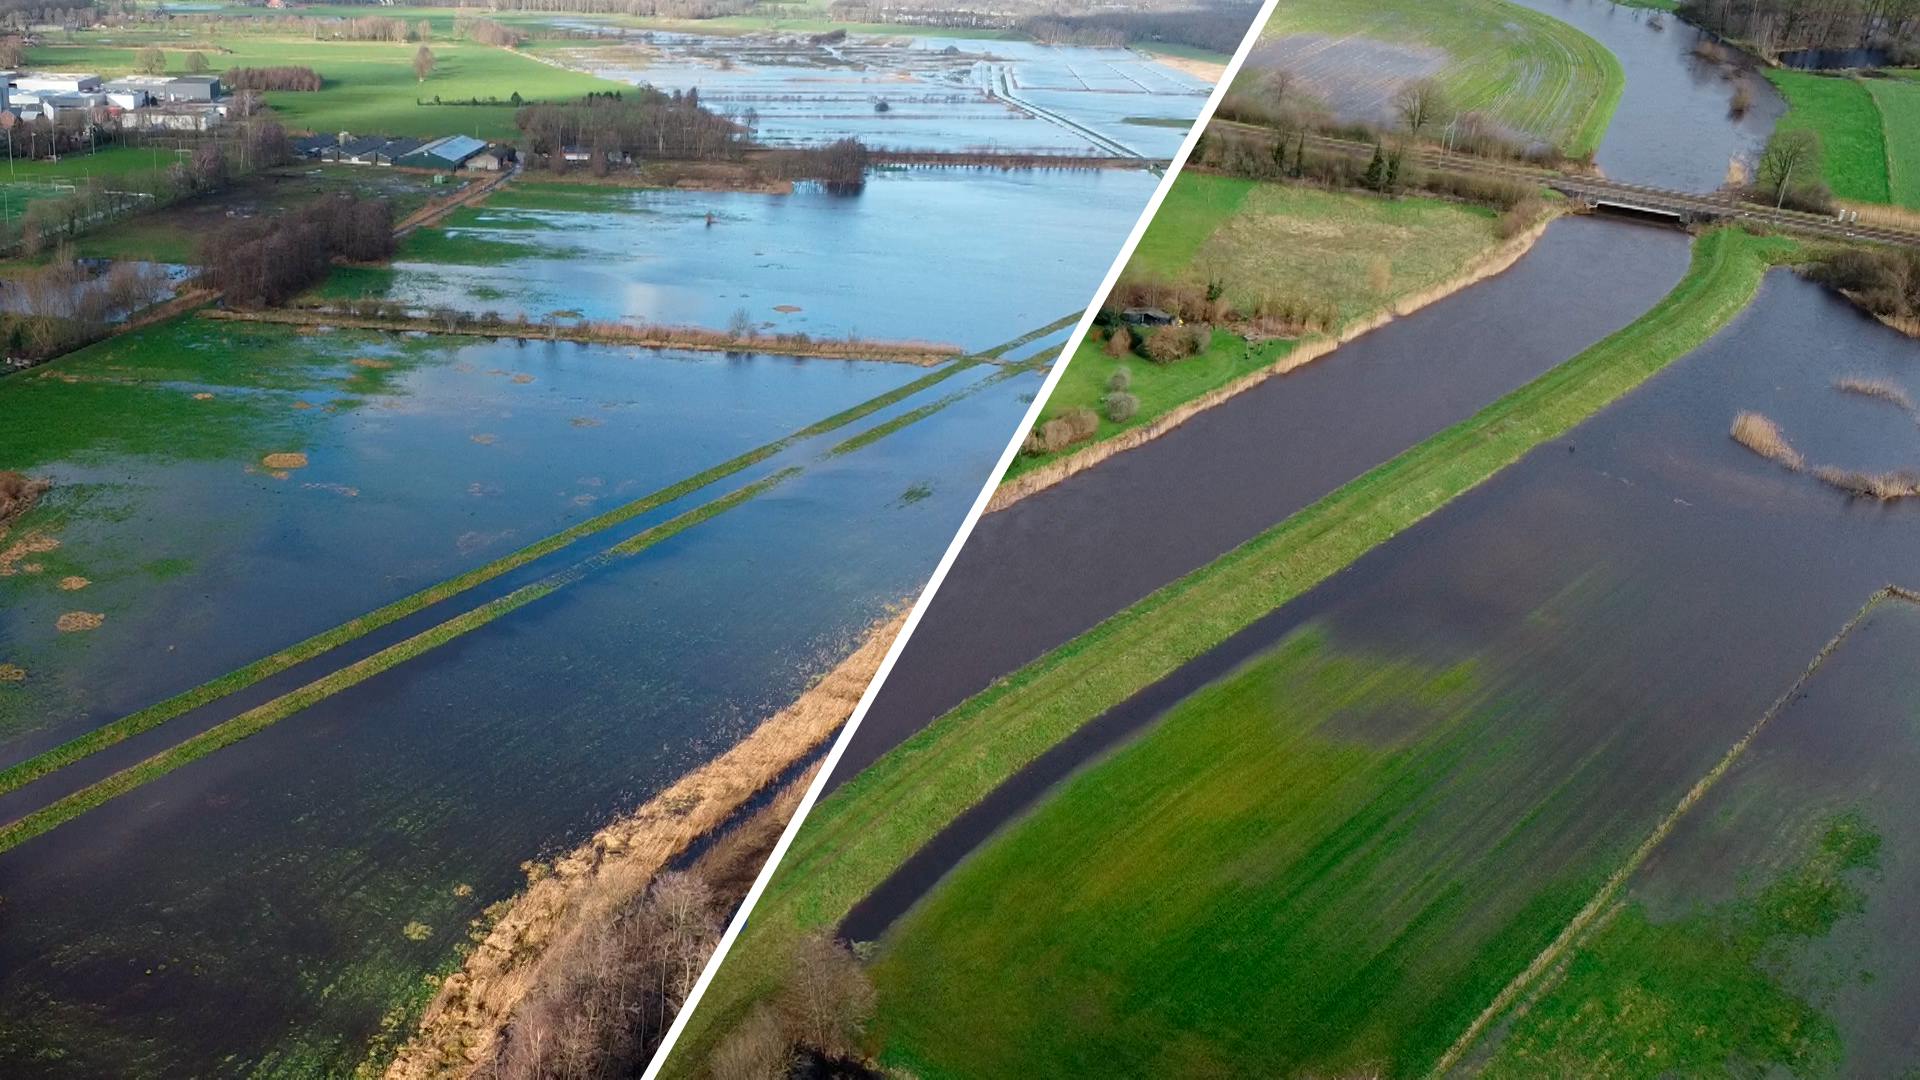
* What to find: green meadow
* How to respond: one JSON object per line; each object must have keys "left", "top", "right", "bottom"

{"left": 27, "top": 37, "right": 629, "bottom": 139}
{"left": 1765, "top": 69, "right": 1915, "bottom": 207}
{"left": 1008, "top": 172, "right": 1513, "bottom": 482}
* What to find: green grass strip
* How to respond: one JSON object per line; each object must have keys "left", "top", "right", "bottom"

{"left": 662, "top": 227, "right": 1794, "bottom": 1074}
{"left": 0, "top": 320, "right": 1055, "bottom": 801}
{"left": 0, "top": 469, "right": 802, "bottom": 855}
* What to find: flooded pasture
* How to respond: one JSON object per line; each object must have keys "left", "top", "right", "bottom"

{"left": 325, "top": 169, "right": 1158, "bottom": 349}
{"left": 0, "top": 344, "right": 1044, "bottom": 1076}
{"left": 552, "top": 30, "right": 1209, "bottom": 156}
{"left": 0, "top": 321, "right": 926, "bottom": 758}
{"left": 853, "top": 271, "right": 1920, "bottom": 1074}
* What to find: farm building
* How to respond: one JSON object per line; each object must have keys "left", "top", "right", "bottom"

{"left": 465, "top": 144, "right": 515, "bottom": 171}
{"left": 1121, "top": 307, "right": 1176, "bottom": 326}
{"left": 398, "top": 134, "right": 486, "bottom": 170}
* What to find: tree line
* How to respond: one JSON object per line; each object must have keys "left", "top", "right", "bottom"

{"left": 1679, "top": 0, "right": 1920, "bottom": 57}
{"left": 0, "top": 243, "right": 173, "bottom": 364}
{"left": 515, "top": 88, "right": 751, "bottom": 167}
{"left": 201, "top": 192, "right": 392, "bottom": 309}
{"left": 223, "top": 66, "right": 325, "bottom": 92}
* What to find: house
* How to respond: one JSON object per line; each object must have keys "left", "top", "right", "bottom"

{"left": 397, "top": 133, "right": 486, "bottom": 170}
{"left": 118, "top": 103, "right": 225, "bottom": 132}
{"left": 560, "top": 145, "right": 595, "bottom": 163}
{"left": 1120, "top": 307, "right": 1176, "bottom": 326}
{"left": 465, "top": 144, "right": 515, "bottom": 172}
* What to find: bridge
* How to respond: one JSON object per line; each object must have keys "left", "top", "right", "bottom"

{"left": 867, "top": 149, "right": 1168, "bottom": 171}
{"left": 1214, "top": 120, "right": 1920, "bottom": 250}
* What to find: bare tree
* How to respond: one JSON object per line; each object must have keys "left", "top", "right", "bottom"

{"left": 413, "top": 44, "right": 436, "bottom": 82}
{"left": 186, "top": 51, "right": 210, "bottom": 75}
{"left": 1758, "top": 127, "right": 1821, "bottom": 207}
{"left": 1393, "top": 78, "right": 1448, "bottom": 138}
{"left": 710, "top": 1004, "right": 790, "bottom": 1080}
{"left": 135, "top": 46, "right": 166, "bottom": 75}
{"left": 775, "top": 933, "right": 874, "bottom": 1061}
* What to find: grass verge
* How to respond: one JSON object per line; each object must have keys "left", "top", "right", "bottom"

{"left": 1766, "top": 70, "right": 1894, "bottom": 204}
{"left": 660, "top": 226, "right": 1792, "bottom": 1075}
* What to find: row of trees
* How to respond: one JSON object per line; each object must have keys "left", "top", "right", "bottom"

{"left": 224, "top": 66, "right": 324, "bottom": 92}
{"left": 201, "top": 192, "right": 392, "bottom": 308}
{"left": 515, "top": 88, "right": 751, "bottom": 167}
{"left": 458, "top": 15, "right": 524, "bottom": 48}
{"left": 0, "top": 243, "right": 173, "bottom": 364}
{"left": 1679, "top": 0, "right": 1920, "bottom": 56}
{"left": 1023, "top": 5, "right": 1263, "bottom": 55}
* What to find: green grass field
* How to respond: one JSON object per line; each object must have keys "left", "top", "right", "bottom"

{"left": 661, "top": 227, "right": 1794, "bottom": 1077}
{"left": 1766, "top": 70, "right": 1896, "bottom": 205}
{"left": 27, "top": 37, "right": 629, "bottom": 139}
{"left": 1865, "top": 75, "right": 1920, "bottom": 209}
{"left": 1262, "top": 0, "right": 1624, "bottom": 157}
{"left": 1007, "top": 173, "right": 1511, "bottom": 482}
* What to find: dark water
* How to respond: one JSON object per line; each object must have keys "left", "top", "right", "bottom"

{"left": 0, "top": 364, "right": 1043, "bottom": 1076}
{"left": 846, "top": 272, "right": 1920, "bottom": 952}
{"left": 1780, "top": 46, "right": 1893, "bottom": 69}
{"left": 829, "top": 217, "right": 1692, "bottom": 788}
{"left": 1505, "top": 0, "right": 1784, "bottom": 191}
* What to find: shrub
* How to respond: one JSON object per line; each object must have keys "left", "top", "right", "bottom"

{"left": 1104, "top": 390, "right": 1140, "bottom": 423}
{"left": 1104, "top": 325, "right": 1132, "bottom": 357}
{"left": 1106, "top": 366, "right": 1132, "bottom": 392}
{"left": 1142, "top": 323, "right": 1210, "bottom": 364}
{"left": 1025, "top": 406, "right": 1101, "bottom": 454}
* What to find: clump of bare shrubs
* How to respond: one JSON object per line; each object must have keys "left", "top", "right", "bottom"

{"left": 1731, "top": 411, "right": 1804, "bottom": 470}
{"left": 1023, "top": 406, "right": 1100, "bottom": 454}
{"left": 1142, "top": 322, "right": 1211, "bottom": 365}
{"left": 223, "top": 66, "right": 323, "bottom": 92}
{"left": 1809, "top": 247, "right": 1920, "bottom": 324}
{"left": 481, "top": 872, "right": 721, "bottom": 1080}
{"left": 1104, "top": 367, "right": 1139, "bottom": 423}
{"left": 1103, "top": 324, "right": 1132, "bottom": 357}
{"left": 0, "top": 471, "right": 49, "bottom": 530}
{"left": 711, "top": 932, "right": 877, "bottom": 1080}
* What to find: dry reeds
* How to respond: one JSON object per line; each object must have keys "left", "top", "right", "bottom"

{"left": 1730, "top": 411, "right": 1804, "bottom": 470}
{"left": 1811, "top": 466, "right": 1920, "bottom": 500}
{"left": 1834, "top": 376, "right": 1916, "bottom": 413}
{"left": 0, "top": 471, "right": 49, "bottom": 532}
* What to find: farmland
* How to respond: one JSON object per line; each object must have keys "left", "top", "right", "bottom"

{"left": 1766, "top": 70, "right": 1895, "bottom": 204}
{"left": 1257, "top": 0, "right": 1623, "bottom": 156}
{"left": 1006, "top": 171, "right": 1533, "bottom": 482}
{"left": 27, "top": 37, "right": 628, "bottom": 139}
{"left": 662, "top": 227, "right": 1797, "bottom": 1074}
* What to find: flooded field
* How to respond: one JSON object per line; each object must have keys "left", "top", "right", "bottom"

{"left": 0, "top": 319, "right": 926, "bottom": 758}
{"left": 550, "top": 30, "right": 1209, "bottom": 156}
{"left": 323, "top": 170, "right": 1159, "bottom": 349}
{"left": 832, "top": 216, "right": 1693, "bottom": 785}
{"left": 1503, "top": 0, "right": 1783, "bottom": 189}
{"left": 0, "top": 337, "right": 1043, "bottom": 1075}
{"left": 857, "top": 271, "right": 1920, "bottom": 1075}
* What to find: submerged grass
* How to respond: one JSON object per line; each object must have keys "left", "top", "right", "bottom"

{"left": 0, "top": 319, "right": 1059, "bottom": 805}
{"left": 662, "top": 227, "right": 1793, "bottom": 1075}
{"left": 0, "top": 468, "right": 801, "bottom": 855}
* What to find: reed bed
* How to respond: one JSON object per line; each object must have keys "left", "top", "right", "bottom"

{"left": 1730, "top": 411, "right": 1805, "bottom": 470}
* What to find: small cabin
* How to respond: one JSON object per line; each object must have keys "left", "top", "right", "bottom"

{"left": 1120, "top": 307, "right": 1176, "bottom": 326}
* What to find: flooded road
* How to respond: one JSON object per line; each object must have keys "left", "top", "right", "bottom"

{"left": 830, "top": 216, "right": 1693, "bottom": 786}
{"left": 1505, "top": 0, "right": 1783, "bottom": 190}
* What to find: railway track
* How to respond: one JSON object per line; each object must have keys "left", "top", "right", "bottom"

{"left": 1214, "top": 119, "right": 1920, "bottom": 249}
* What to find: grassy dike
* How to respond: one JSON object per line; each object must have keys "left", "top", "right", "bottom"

{"left": 661, "top": 227, "right": 1795, "bottom": 1073}
{"left": 0, "top": 316, "right": 1078, "bottom": 807}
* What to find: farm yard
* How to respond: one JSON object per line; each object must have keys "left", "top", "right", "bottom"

{"left": 1256, "top": 0, "right": 1623, "bottom": 157}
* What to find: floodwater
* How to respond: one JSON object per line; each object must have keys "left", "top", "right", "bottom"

{"left": 1504, "top": 0, "right": 1784, "bottom": 190}
{"left": 847, "top": 268, "right": 1920, "bottom": 1023}
{"left": 830, "top": 216, "right": 1693, "bottom": 787}
{"left": 555, "top": 30, "right": 1210, "bottom": 156}
{"left": 1780, "top": 46, "right": 1894, "bottom": 69}
{"left": 0, "top": 323, "right": 925, "bottom": 759}
{"left": 332, "top": 169, "right": 1159, "bottom": 350}
{"left": 0, "top": 354, "right": 1044, "bottom": 1076}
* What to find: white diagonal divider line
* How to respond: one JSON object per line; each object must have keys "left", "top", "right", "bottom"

{"left": 640, "top": 8, "right": 1286, "bottom": 1073}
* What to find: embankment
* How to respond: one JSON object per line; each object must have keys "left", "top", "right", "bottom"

{"left": 986, "top": 208, "right": 1562, "bottom": 512}
{"left": 202, "top": 308, "right": 959, "bottom": 366}
{"left": 386, "top": 611, "right": 907, "bottom": 1080}
{"left": 659, "top": 228, "right": 1790, "bottom": 1076}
